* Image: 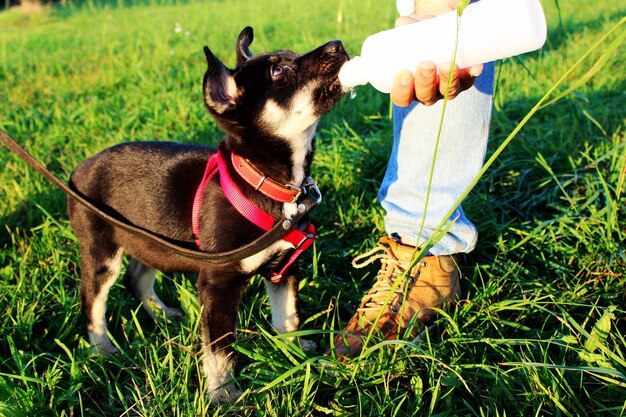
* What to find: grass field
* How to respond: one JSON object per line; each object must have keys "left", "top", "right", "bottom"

{"left": 1, "top": 0, "right": 625, "bottom": 415}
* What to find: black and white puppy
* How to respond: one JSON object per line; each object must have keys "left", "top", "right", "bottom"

{"left": 67, "top": 27, "right": 348, "bottom": 402}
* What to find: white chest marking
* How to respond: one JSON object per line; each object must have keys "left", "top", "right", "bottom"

{"left": 260, "top": 94, "right": 318, "bottom": 186}
{"left": 239, "top": 238, "right": 294, "bottom": 274}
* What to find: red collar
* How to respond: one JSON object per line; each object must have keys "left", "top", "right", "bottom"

{"left": 231, "top": 153, "right": 302, "bottom": 203}
{"left": 191, "top": 150, "right": 317, "bottom": 283}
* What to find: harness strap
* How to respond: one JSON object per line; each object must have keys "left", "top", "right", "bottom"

{"left": 217, "top": 152, "right": 275, "bottom": 230}
{"left": 193, "top": 150, "right": 316, "bottom": 283}
{"left": 191, "top": 154, "right": 219, "bottom": 248}
{"left": 271, "top": 223, "right": 315, "bottom": 283}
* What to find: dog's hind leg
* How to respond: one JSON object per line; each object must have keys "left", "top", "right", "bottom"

{"left": 265, "top": 274, "right": 317, "bottom": 353}
{"left": 79, "top": 245, "right": 124, "bottom": 356}
{"left": 123, "top": 259, "right": 183, "bottom": 320}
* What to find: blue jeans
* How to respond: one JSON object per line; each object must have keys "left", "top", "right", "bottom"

{"left": 378, "top": 62, "right": 495, "bottom": 255}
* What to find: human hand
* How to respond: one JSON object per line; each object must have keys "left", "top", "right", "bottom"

{"left": 390, "top": 13, "right": 484, "bottom": 107}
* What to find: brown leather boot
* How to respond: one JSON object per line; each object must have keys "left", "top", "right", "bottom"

{"left": 331, "top": 236, "right": 461, "bottom": 359}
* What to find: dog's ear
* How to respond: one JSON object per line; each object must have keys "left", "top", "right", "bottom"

{"left": 203, "top": 45, "right": 237, "bottom": 114}
{"left": 236, "top": 26, "right": 254, "bottom": 67}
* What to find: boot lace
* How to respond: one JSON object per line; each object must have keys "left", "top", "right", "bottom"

{"left": 352, "top": 243, "right": 425, "bottom": 315}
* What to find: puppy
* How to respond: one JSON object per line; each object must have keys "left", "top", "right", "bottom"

{"left": 67, "top": 27, "right": 348, "bottom": 402}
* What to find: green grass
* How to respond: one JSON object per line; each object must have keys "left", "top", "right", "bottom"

{"left": 1, "top": 0, "right": 625, "bottom": 415}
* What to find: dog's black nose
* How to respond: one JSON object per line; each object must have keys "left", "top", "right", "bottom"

{"left": 323, "top": 40, "right": 346, "bottom": 55}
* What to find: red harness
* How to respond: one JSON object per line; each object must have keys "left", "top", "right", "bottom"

{"left": 192, "top": 151, "right": 316, "bottom": 283}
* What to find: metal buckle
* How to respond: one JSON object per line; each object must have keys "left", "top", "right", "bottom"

{"left": 284, "top": 183, "right": 303, "bottom": 202}
{"left": 301, "top": 177, "right": 322, "bottom": 206}
{"left": 285, "top": 177, "right": 322, "bottom": 207}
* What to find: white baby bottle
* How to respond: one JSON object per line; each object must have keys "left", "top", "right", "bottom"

{"left": 339, "top": 0, "right": 548, "bottom": 93}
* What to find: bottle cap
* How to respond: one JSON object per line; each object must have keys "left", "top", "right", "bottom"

{"left": 338, "top": 57, "right": 368, "bottom": 89}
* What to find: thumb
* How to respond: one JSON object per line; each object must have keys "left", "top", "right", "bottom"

{"left": 395, "top": 16, "right": 418, "bottom": 27}
{"left": 395, "top": 14, "right": 435, "bottom": 27}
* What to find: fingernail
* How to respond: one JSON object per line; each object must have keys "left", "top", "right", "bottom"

{"left": 400, "top": 74, "right": 412, "bottom": 86}
{"left": 469, "top": 67, "right": 481, "bottom": 77}
{"left": 420, "top": 68, "right": 435, "bottom": 78}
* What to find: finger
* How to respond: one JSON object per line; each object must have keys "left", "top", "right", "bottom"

{"left": 438, "top": 62, "right": 460, "bottom": 99}
{"left": 414, "top": 61, "right": 440, "bottom": 106}
{"left": 458, "top": 65, "right": 481, "bottom": 93}
{"left": 415, "top": 0, "right": 459, "bottom": 16}
{"left": 468, "top": 64, "right": 483, "bottom": 78}
{"left": 390, "top": 70, "right": 416, "bottom": 107}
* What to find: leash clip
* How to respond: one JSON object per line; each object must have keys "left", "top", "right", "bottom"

{"left": 302, "top": 177, "right": 322, "bottom": 206}
{"left": 285, "top": 177, "right": 322, "bottom": 208}
{"left": 287, "top": 177, "right": 322, "bottom": 216}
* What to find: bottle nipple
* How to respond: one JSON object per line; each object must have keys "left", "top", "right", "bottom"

{"left": 338, "top": 57, "right": 369, "bottom": 89}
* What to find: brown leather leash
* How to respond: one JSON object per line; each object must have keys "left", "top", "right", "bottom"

{"left": 0, "top": 128, "right": 321, "bottom": 263}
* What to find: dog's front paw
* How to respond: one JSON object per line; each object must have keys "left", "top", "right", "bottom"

{"left": 208, "top": 385, "right": 242, "bottom": 404}
{"left": 160, "top": 305, "right": 184, "bottom": 321}
{"left": 93, "top": 343, "right": 120, "bottom": 357}
{"left": 300, "top": 338, "right": 318, "bottom": 354}
{"left": 89, "top": 332, "right": 120, "bottom": 357}
{"left": 144, "top": 297, "right": 184, "bottom": 321}
{"left": 203, "top": 351, "right": 239, "bottom": 403}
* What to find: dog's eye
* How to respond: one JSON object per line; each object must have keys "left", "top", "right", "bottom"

{"left": 270, "top": 64, "right": 284, "bottom": 78}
